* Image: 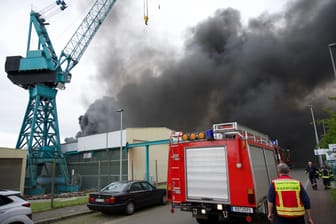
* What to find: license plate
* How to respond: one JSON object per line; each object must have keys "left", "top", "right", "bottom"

{"left": 96, "top": 198, "right": 104, "bottom": 202}
{"left": 231, "top": 206, "right": 253, "bottom": 214}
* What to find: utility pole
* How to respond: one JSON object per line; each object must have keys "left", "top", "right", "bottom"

{"left": 116, "top": 108, "right": 124, "bottom": 181}
{"left": 328, "top": 43, "right": 336, "bottom": 79}
{"left": 307, "top": 105, "right": 323, "bottom": 167}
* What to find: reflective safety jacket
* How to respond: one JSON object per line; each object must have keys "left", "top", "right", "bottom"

{"left": 272, "top": 177, "right": 305, "bottom": 217}
{"left": 320, "top": 168, "right": 333, "bottom": 179}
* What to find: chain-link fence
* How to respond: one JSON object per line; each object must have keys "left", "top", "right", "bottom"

{"left": 67, "top": 159, "right": 128, "bottom": 191}
{"left": 66, "top": 149, "right": 127, "bottom": 191}
{"left": 65, "top": 149, "right": 167, "bottom": 191}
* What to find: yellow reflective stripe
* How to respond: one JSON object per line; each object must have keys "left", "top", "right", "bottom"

{"left": 296, "top": 190, "right": 301, "bottom": 208}
{"left": 277, "top": 191, "right": 284, "bottom": 207}
{"left": 274, "top": 180, "right": 300, "bottom": 191}
{"left": 277, "top": 210, "right": 305, "bottom": 216}
{"left": 276, "top": 207, "right": 305, "bottom": 212}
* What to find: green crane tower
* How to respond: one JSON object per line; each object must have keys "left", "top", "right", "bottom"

{"left": 4, "top": 0, "right": 118, "bottom": 195}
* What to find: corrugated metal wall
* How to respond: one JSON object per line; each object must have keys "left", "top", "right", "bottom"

{"left": 0, "top": 158, "right": 22, "bottom": 191}
{"left": 0, "top": 148, "right": 27, "bottom": 192}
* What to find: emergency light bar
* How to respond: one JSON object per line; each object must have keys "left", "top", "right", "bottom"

{"left": 182, "top": 131, "right": 206, "bottom": 141}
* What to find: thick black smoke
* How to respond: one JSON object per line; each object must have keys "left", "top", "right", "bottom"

{"left": 73, "top": 0, "right": 336, "bottom": 167}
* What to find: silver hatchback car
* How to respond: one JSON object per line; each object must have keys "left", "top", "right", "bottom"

{"left": 0, "top": 190, "right": 33, "bottom": 224}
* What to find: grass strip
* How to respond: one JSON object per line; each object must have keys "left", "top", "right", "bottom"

{"left": 331, "top": 188, "right": 336, "bottom": 204}
{"left": 31, "top": 196, "right": 88, "bottom": 213}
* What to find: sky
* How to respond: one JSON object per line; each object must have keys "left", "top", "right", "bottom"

{"left": 1, "top": 0, "right": 336, "bottom": 166}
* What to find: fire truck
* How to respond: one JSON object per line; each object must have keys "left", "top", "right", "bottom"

{"left": 274, "top": 145, "right": 291, "bottom": 167}
{"left": 167, "top": 122, "right": 279, "bottom": 223}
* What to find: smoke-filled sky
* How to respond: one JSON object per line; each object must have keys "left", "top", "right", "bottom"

{"left": 76, "top": 0, "right": 336, "bottom": 166}
{"left": 1, "top": 0, "right": 336, "bottom": 166}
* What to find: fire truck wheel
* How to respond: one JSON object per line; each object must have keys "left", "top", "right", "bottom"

{"left": 195, "top": 218, "right": 208, "bottom": 224}
{"left": 208, "top": 214, "right": 218, "bottom": 223}
{"left": 255, "top": 200, "right": 270, "bottom": 223}
{"left": 195, "top": 214, "right": 218, "bottom": 224}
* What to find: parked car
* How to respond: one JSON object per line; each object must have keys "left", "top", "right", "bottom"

{"left": 87, "top": 180, "right": 167, "bottom": 215}
{"left": 0, "top": 190, "right": 33, "bottom": 224}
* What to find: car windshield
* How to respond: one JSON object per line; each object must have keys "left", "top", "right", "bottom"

{"left": 101, "top": 182, "right": 128, "bottom": 192}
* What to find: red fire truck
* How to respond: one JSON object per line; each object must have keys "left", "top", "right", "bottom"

{"left": 274, "top": 145, "right": 291, "bottom": 167}
{"left": 167, "top": 122, "right": 279, "bottom": 223}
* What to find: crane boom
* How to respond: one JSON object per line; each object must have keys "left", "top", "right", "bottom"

{"left": 58, "top": 0, "right": 117, "bottom": 74}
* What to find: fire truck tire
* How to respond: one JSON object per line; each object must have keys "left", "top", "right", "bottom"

{"left": 254, "top": 200, "right": 271, "bottom": 224}
{"left": 195, "top": 214, "right": 218, "bottom": 224}
{"left": 195, "top": 218, "right": 207, "bottom": 224}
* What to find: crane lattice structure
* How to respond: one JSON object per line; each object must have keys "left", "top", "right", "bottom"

{"left": 4, "top": 0, "right": 118, "bottom": 195}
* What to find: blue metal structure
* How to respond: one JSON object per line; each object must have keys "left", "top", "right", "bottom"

{"left": 4, "top": 0, "right": 118, "bottom": 194}
{"left": 126, "top": 139, "right": 170, "bottom": 182}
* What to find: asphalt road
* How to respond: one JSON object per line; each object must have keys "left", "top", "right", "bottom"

{"left": 47, "top": 204, "right": 195, "bottom": 224}
{"left": 284, "top": 169, "right": 336, "bottom": 224}
{"left": 36, "top": 169, "right": 336, "bottom": 224}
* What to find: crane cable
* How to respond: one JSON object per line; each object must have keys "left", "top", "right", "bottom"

{"left": 144, "top": 0, "right": 149, "bottom": 25}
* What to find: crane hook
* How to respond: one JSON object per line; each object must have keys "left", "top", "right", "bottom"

{"left": 144, "top": 0, "right": 149, "bottom": 25}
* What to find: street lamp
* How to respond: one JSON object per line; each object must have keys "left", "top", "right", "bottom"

{"left": 116, "top": 108, "right": 124, "bottom": 181}
{"left": 328, "top": 43, "right": 336, "bottom": 79}
{"left": 307, "top": 105, "right": 323, "bottom": 166}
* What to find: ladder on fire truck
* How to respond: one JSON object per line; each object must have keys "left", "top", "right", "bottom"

{"left": 169, "top": 122, "right": 273, "bottom": 146}
{"left": 213, "top": 122, "right": 273, "bottom": 146}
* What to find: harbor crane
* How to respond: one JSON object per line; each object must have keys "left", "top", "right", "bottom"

{"left": 4, "top": 0, "right": 118, "bottom": 194}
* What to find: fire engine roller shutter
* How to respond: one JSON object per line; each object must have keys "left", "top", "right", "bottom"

{"left": 248, "top": 146, "right": 273, "bottom": 203}
{"left": 185, "top": 146, "right": 229, "bottom": 202}
{"left": 264, "top": 149, "right": 278, "bottom": 181}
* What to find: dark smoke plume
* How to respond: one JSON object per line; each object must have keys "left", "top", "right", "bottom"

{"left": 73, "top": 0, "right": 336, "bottom": 167}
{"left": 75, "top": 96, "right": 120, "bottom": 138}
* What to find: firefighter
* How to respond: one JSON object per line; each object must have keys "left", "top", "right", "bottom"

{"left": 305, "top": 161, "right": 319, "bottom": 190}
{"left": 268, "top": 163, "right": 314, "bottom": 224}
{"left": 320, "top": 164, "right": 333, "bottom": 189}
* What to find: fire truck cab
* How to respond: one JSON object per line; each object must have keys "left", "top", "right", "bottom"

{"left": 167, "top": 122, "right": 279, "bottom": 223}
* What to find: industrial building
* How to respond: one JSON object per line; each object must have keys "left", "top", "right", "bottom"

{"left": 0, "top": 127, "right": 172, "bottom": 193}
{"left": 61, "top": 127, "right": 172, "bottom": 191}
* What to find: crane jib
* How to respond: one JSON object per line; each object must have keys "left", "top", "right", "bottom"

{"left": 59, "top": 0, "right": 118, "bottom": 73}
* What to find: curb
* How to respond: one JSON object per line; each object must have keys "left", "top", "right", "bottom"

{"left": 34, "top": 210, "right": 94, "bottom": 224}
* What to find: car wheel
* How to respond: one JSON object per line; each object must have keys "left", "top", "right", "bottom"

{"left": 160, "top": 194, "right": 168, "bottom": 205}
{"left": 125, "top": 201, "right": 135, "bottom": 215}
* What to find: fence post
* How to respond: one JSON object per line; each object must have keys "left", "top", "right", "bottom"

{"left": 98, "top": 160, "right": 101, "bottom": 190}
{"left": 155, "top": 160, "right": 158, "bottom": 185}
{"left": 51, "top": 159, "right": 56, "bottom": 208}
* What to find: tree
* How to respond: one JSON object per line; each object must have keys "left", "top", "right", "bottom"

{"left": 318, "top": 97, "right": 336, "bottom": 148}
